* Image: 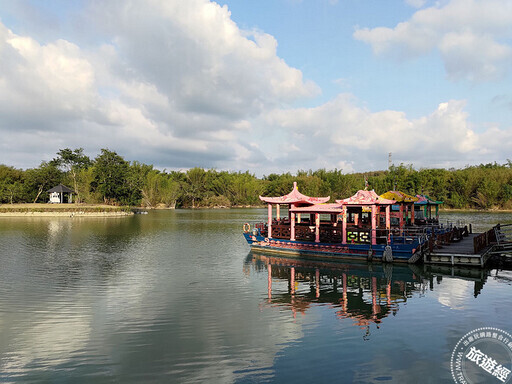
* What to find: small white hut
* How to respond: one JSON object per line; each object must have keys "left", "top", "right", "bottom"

{"left": 48, "top": 184, "right": 74, "bottom": 203}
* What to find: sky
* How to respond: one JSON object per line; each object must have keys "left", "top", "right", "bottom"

{"left": 0, "top": 0, "right": 511, "bottom": 175}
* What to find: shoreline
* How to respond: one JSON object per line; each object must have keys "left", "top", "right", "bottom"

{"left": 2, "top": 204, "right": 512, "bottom": 217}
{"left": 0, "top": 211, "right": 133, "bottom": 217}
{"left": 440, "top": 208, "right": 512, "bottom": 213}
{"left": 0, "top": 203, "right": 133, "bottom": 217}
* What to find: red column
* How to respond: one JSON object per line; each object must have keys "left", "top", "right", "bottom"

{"left": 342, "top": 206, "right": 347, "bottom": 244}
{"left": 267, "top": 204, "right": 272, "bottom": 238}
{"left": 385, "top": 205, "right": 391, "bottom": 244}
{"left": 290, "top": 212, "right": 296, "bottom": 241}
{"left": 399, "top": 204, "right": 404, "bottom": 235}
{"left": 411, "top": 203, "right": 415, "bottom": 225}
{"left": 315, "top": 213, "right": 320, "bottom": 243}
{"left": 371, "top": 204, "right": 377, "bottom": 245}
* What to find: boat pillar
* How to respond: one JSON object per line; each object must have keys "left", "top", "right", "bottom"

{"left": 315, "top": 213, "right": 320, "bottom": 243}
{"left": 342, "top": 206, "right": 347, "bottom": 244}
{"left": 276, "top": 204, "right": 280, "bottom": 220}
{"left": 399, "top": 204, "right": 404, "bottom": 235}
{"left": 371, "top": 204, "right": 377, "bottom": 245}
{"left": 290, "top": 212, "right": 296, "bottom": 241}
{"left": 267, "top": 204, "right": 272, "bottom": 238}
{"left": 385, "top": 205, "right": 391, "bottom": 243}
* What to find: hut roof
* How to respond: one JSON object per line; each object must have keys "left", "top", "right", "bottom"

{"left": 259, "top": 182, "right": 330, "bottom": 205}
{"left": 380, "top": 190, "right": 418, "bottom": 203}
{"left": 336, "top": 190, "right": 395, "bottom": 206}
{"left": 47, "top": 184, "right": 74, "bottom": 193}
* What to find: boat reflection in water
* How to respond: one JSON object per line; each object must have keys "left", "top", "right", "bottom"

{"left": 244, "top": 252, "right": 489, "bottom": 338}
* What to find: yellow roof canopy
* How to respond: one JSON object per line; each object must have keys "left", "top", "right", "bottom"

{"left": 380, "top": 190, "right": 418, "bottom": 203}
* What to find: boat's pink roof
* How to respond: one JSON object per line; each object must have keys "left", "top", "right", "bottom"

{"left": 336, "top": 190, "right": 395, "bottom": 205}
{"left": 290, "top": 203, "right": 343, "bottom": 214}
{"left": 259, "top": 182, "right": 330, "bottom": 205}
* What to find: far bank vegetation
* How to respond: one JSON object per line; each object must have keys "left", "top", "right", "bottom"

{"left": 1, "top": 148, "right": 512, "bottom": 210}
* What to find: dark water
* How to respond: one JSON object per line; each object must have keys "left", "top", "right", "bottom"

{"left": 0, "top": 209, "right": 511, "bottom": 383}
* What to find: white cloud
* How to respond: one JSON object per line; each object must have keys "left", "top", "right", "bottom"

{"left": 0, "top": 23, "right": 97, "bottom": 128}
{"left": 354, "top": 0, "right": 512, "bottom": 81}
{"left": 0, "top": 0, "right": 318, "bottom": 170}
{"left": 0, "top": 0, "right": 511, "bottom": 175}
{"left": 258, "top": 95, "right": 510, "bottom": 172}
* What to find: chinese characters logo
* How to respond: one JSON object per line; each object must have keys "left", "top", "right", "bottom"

{"left": 451, "top": 327, "right": 512, "bottom": 383}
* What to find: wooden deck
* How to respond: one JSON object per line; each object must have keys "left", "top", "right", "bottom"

{"left": 425, "top": 233, "right": 492, "bottom": 267}
{"left": 432, "top": 233, "right": 480, "bottom": 255}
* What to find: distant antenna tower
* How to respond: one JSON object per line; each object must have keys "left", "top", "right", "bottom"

{"left": 388, "top": 152, "right": 392, "bottom": 169}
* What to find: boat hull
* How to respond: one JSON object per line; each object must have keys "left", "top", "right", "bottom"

{"left": 243, "top": 233, "right": 422, "bottom": 263}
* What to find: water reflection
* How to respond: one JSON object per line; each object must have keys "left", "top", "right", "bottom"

{"left": 245, "top": 253, "right": 491, "bottom": 339}
{"left": 0, "top": 210, "right": 509, "bottom": 383}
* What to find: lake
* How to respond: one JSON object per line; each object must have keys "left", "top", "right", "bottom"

{"left": 0, "top": 209, "right": 511, "bottom": 383}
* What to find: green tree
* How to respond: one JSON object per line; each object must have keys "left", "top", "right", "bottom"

{"left": 24, "top": 162, "right": 63, "bottom": 203}
{"left": 184, "top": 168, "right": 207, "bottom": 208}
{"left": 0, "top": 165, "right": 25, "bottom": 204}
{"left": 91, "top": 149, "right": 130, "bottom": 204}
{"left": 51, "top": 148, "right": 92, "bottom": 203}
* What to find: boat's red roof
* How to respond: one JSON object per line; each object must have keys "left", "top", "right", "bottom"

{"left": 336, "top": 190, "right": 395, "bottom": 205}
{"left": 259, "top": 182, "right": 330, "bottom": 205}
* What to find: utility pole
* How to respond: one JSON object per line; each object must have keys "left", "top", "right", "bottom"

{"left": 388, "top": 152, "right": 392, "bottom": 170}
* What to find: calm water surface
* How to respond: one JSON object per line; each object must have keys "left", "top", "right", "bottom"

{"left": 0, "top": 209, "right": 511, "bottom": 383}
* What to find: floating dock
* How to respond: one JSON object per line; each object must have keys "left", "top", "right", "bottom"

{"left": 424, "top": 224, "right": 512, "bottom": 267}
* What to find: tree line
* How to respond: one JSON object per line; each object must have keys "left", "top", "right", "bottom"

{"left": 1, "top": 148, "right": 512, "bottom": 209}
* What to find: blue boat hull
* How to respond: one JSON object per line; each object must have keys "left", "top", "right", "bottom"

{"left": 243, "top": 233, "right": 423, "bottom": 263}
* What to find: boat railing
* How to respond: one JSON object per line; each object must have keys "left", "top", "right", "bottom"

{"left": 251, "top": 221, "right": 429, "bottom": 246}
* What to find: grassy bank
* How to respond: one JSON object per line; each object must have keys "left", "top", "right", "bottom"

{"left": 0, "top": 203, "right": 133, "bottom": 217}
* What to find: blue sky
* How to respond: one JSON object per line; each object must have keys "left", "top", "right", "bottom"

{"left": 0, "top": 0, "right": 511, "bottom": 174}
{"left": 219, "top": 0, "right": 510, "bottom": 124}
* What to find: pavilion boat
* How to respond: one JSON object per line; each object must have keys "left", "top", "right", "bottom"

{"left": 243, "top": 182, "right": 431, "bottom": 264}
{"left": 379, "top": 190, "right": 450, "bottom": 236}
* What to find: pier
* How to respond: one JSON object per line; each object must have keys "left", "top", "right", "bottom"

{"left": 424, "top": 223, "right": 512, "bottom": 267}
